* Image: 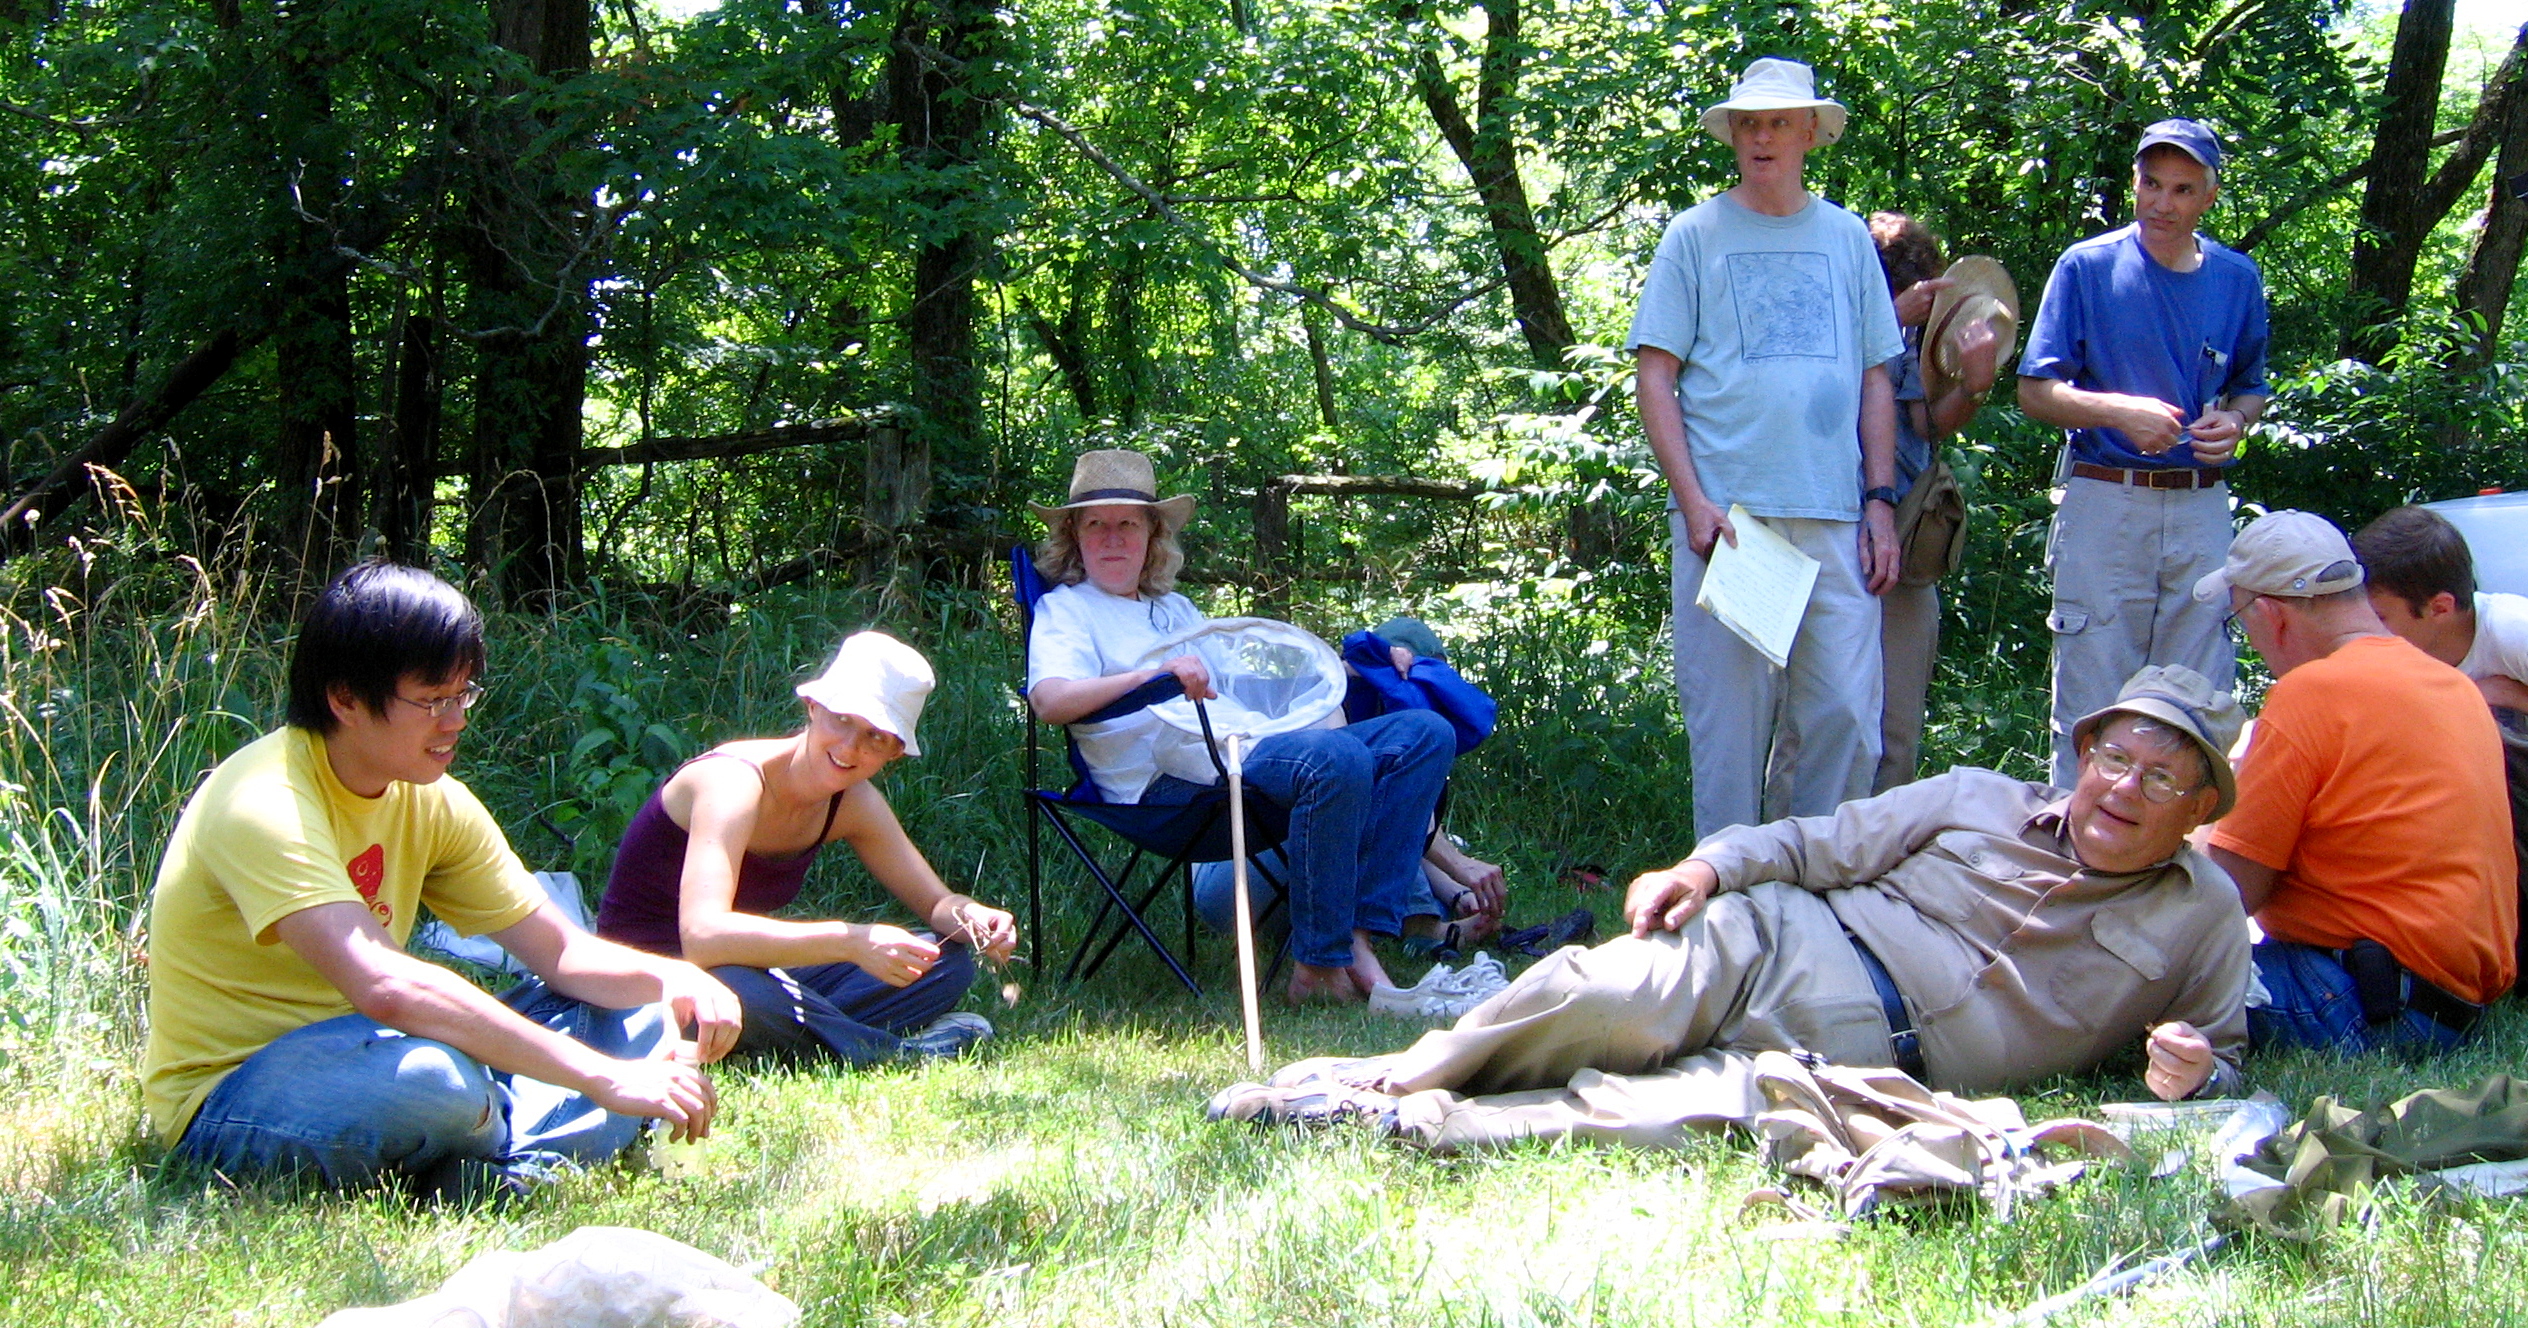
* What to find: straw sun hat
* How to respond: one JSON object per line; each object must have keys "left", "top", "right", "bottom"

{"left": 1923, "top": 256, "right": 2021, "bottom": 402}
{"left": 1028, "top": 449, "right": 1196, "bottom": 527}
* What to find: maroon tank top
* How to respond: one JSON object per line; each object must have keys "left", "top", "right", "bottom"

{"left": 594, "top": 751, "right": 844, "bottom": 957}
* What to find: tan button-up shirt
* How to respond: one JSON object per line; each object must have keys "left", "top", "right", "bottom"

{"left": 1690, "top": 768, "right": 2251, "bottom": 1094}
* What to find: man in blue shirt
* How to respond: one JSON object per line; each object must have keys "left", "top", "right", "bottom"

{"left": 2018, "top": 119, "right": 2270, "bottom": 787}
{"left": 1627, "top": 58, "right": 1905, "bottom": 841}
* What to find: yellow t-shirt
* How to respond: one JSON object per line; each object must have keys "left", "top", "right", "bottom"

{"left": 142, "top": 727, "right": 541, "bottom": 1143}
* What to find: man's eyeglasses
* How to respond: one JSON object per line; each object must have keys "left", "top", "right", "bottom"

{"left": 393, "top": 681, "right": 486, "bottom": 719}
{"left": 2088, "top": 743, "right": 2203, "bottom": 804}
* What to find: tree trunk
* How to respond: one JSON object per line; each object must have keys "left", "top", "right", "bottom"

{"left": 884, "top": 0, "right": 1002, "bottom": 581}
{"left": 2453, "top": 26, "right": 2528, "bottom": 368}
{"left": 1405, "top": 0, "right": 1573, "bottom": 369}
{"left": 377, "top": 311, "right": 443, "bottom": 561}
{"left": 269, "top": 9, "right": 361, "bottom": 572}
{"left": 1303, "top": 309, "right": 1340, "bottom": 431}
{"left": 462, "top": 0, "right": 594, "bottom": 605}
{"left": 2342, "top": 0, "right": 2458, "bottom": 361}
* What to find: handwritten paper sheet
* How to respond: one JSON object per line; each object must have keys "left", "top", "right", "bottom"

{"left": 1692, "top": 505, "right": 1819, "bottom": 669}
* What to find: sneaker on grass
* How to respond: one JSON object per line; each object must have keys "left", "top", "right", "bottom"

{"left": 1367, "top": 951, "right": 1510, "bottom": 1022}
{"left": 1205, "top": 1079, "right": 1401, "bottom": 1133}
{"left": 900, "top": 1011, "right": 995, "bottom": 1059}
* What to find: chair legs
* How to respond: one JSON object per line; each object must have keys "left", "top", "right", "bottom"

{"left": 1035, "top": 800, "right": 1206, "bottom": 995}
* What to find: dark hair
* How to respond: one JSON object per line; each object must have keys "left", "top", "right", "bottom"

{"left": 286, "top": 562, "right": 487, "bottom": 733}
{"left": 1868, "top": 212, "right": 1944, "bottom": 296}
{"left": 2351, "top": 505, "right": 2475, "bottom": 615}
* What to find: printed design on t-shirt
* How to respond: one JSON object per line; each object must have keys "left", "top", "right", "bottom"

{"left": 346, "top": 842, "right": 392, "bottom": 924}
{"left": 1726, "top": 251, "right": 1837, "bottom": 361}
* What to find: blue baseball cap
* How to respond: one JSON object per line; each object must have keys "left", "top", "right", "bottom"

{"left": 2136, "top": 119, "right": 2222, "bottom": 171}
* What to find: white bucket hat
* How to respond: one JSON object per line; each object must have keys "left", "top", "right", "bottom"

{"left": 795, "top": 630, "right": 934, "bottom": 756}
{"left": 1700, "top": 57, "right": 1847, "bottom": 147}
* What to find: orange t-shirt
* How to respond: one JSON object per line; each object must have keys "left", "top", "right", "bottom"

{"left": 2210, "top": 634, "right": 2518, "bottom": 1004}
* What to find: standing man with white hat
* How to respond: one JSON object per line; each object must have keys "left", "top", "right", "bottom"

{"left": 2019, "top": 118, "right": 2271, "bottom": 788}
{"left": 1628, "top": 57, "right": 1906, "bottom": 842}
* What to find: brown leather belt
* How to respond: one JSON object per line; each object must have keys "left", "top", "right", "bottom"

{"left": 2069, "top": 462, "right": 2223, "bottom": 490}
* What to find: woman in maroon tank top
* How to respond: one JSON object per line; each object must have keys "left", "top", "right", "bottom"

{"left": 595, "top": 632, "right": 1019, "bottom": 1064}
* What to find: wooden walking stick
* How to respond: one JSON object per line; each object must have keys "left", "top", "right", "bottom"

{"left": 1225, "top": 730, "right": 1264, "bottom": 1073}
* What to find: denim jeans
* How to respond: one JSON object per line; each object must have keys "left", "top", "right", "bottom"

{"left": 172, "top": 978, "right": 667, "bottom": 1194}
{"left": 2247, "top": 941, "right": 2469, "bottom": 1056}
{"left": 1147, "top": 709, "right": 1454, "bottom": 967}
{"left": 1192, "top": 849, "right": 1444, "bottom": 936}
{"left": 709, "top": 942, "right": 975, "bottom": 1065}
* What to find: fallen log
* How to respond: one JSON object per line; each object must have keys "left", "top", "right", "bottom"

{"left": 576, "top": 408, "right": 900, "bottom": 470}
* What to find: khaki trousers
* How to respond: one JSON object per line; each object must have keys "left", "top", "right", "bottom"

{"left": 1671, "top": 513, "right": 1884, "bottom": 842}
{"left": 2046, "top": 478, "right": 2235, "bottom": 787}
{"left": 1875, "top": 581, "right": 1941, "bottom": 792}
{"left": 1377, "top": 884, "right": 1894, "bottom": 1151}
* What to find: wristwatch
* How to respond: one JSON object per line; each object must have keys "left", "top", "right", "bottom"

{"left": 1863, "top": 486, "right": 1900, "bottom": 508}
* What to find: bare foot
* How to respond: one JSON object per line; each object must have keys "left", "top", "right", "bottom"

{"left": 1287, "top": 963, "right": 1366, "bottom": 1005}
{"left": 1348, "top": 931, "right": 1393, "bottom": 993}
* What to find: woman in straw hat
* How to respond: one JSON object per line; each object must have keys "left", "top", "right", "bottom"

{"left": 1026, "top": 449, "right": 1458, "bottom": 1004}
{"left": 595, "top": 631, "right": 1018, "bottom": 1063}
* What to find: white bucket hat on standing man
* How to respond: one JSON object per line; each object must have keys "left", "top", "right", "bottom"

{"left": 1700, "top": 57, "right": 1848, "bottom": 147}
{"left": 796, "top": 630, "right": 935, "bottom": 756}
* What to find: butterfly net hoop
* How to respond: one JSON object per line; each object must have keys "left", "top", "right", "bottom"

{"left": 1133, "top": 618, "right": 1346, "bottom": 742}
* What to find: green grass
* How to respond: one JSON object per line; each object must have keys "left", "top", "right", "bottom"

{"left": 5, "top": 530, "right": 2528, "bottom": 1325}
{"left": 8, "top": 992, "right": 2528, "bottom": 1325}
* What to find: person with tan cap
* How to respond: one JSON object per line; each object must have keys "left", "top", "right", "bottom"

{"left": 1865, "top": 213, "right": 2016, "bottom": 791}
{"left": 1025, "top": 448, "right": 1457, "bottom": 1005}
{"left": 2020, "top": 118, "right": 2271, "bottom": 789}
{"left": 1211, "top": 665, "right": 2253, "bottom": 1148}
{"left": 595, "top": 630, "right": 1016, "bottom": 1064}
{"left": 2195, "top": 510, "right": 2516, "bottom": 1052}
{"left": 1627, "top": 56, "right": 1906, "bottom": 842}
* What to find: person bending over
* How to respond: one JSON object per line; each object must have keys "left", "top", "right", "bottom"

{"left": 2195, "top": 511, "right": 2516, "bottom": 1052}
{"left": 1024, "top": 448, "right": 1455, "bottom": 1004}
{"left": 595, "top": 631, "right": 1016, "bottom": 1063}
{"left": 145, "top": 563, "right": 740, "bottom": 1196}
{"left": 1212, "top": 666, "right": 2252, "bottom": 1150}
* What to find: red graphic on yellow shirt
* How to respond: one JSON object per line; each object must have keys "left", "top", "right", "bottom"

{"left": 347, "top": 843, "right": 391, "bottom": 924}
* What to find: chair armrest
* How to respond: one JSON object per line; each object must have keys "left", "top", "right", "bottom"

{"left": 1077, "top": 673, "right": 1185, "bottom": 725}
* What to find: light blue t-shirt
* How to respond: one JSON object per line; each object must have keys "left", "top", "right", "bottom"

{"left": 2018, "top": 224, "right": 2269, "bottom": 471}
{"left": 1625, "top": 192, "right": 1905, "bottom": 521}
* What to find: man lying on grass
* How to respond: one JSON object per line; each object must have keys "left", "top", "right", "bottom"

{"left": 1212, "top": 666, "right": 2251, "bottom": 1150}
{"left": 143, "top": 562, "right": 741, "bottom": 1197}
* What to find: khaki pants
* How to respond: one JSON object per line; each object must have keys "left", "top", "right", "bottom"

{"left": 2046, "top": 478, "right": 2235, "bottom": 786}
{"left": 1375, "top": 884, "right": 1894, "bottom": 1151}
{"left": 1875, "top": 580, "right": 1941, "bottom": 792}
{"left": 1671, "top": 513, "right": 1884, "bottom": 842}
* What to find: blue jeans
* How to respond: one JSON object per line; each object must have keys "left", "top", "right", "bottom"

{"left": 172, "top": 978, "right": 666, "bottom": 1195}
{"left": 2248, "top": 941, "right": 2470, "bottom": 1056}
{"left": 709, "top": 942, "right": 975, "bottom": 1065}
{"left": 1193, "top": 849, "right": 1445, "bottom": 936}
{"left": 1148, "top": 709, "right": 1454, "bottom": 968}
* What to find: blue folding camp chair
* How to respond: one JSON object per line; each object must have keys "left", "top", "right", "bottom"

{"left": 1009, "top": 546, "right": 1292, "bottom": 994}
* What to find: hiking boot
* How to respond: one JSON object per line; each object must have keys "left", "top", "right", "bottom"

{"left": 900, "top": 1011, "right": 995, "bottom": 1059}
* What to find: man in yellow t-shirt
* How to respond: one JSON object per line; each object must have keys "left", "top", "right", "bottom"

{"left": 145, "top": 562, "right": 741, "bottom": 1196}
{"left": 2195, "top": 511, "right": 2516, "bottom": 1055}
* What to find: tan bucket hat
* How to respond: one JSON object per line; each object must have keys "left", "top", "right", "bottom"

{"left": 1923, "top": 256, "right": 2021, "bottom": 402}
{"left": 2069, "top": 664, "right": 2241, "bottom": 818}
{"left": 1029, "top": 448, "right": 1196, "bottom": 526}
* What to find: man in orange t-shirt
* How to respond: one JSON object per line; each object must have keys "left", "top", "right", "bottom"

{"left": 2195, "top": 511, "right": 2516, "bottom": 1054}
